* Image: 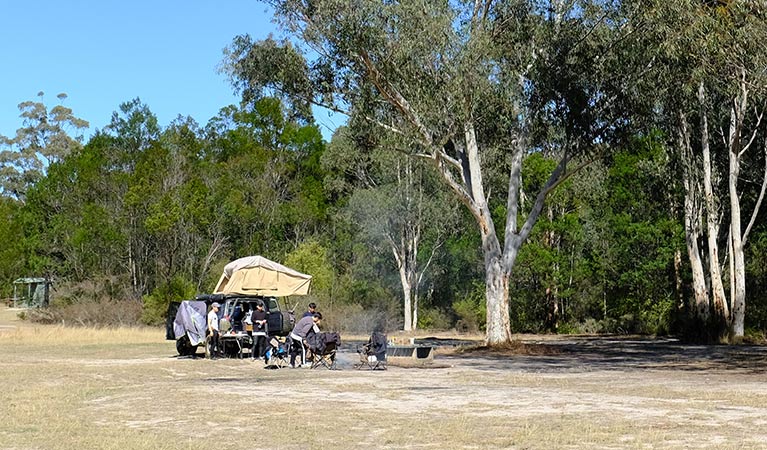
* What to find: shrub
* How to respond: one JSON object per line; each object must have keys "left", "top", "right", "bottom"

{"left": 452, "top": 281, "right": 486, "bottom": 332}
{"left": 25, "top": 298, "right": 143, "bottom": 327}
{"left": 638, "top": 297, "right": 674, "bottom": 335}
{"left": 743, "top": 327, "right": 766, "bottom": 344}
{"left": 54, "top": 277, "right": 130, "bottom": 305}
{"left": 417, "top": 307, "right": 452, "bottom": 331}
{"left": 24, "top": 278, "right": 143, "bottom": 327}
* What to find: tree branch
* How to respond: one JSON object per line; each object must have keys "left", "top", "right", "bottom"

{"left": 743, "top": 134, "right": 767, "bottom": 246}
{"left": 431, "top": 152, "right": 481, "bottom": 222}
{"left": 357, "top": 50, "right": 434, "bottom": 146}
{"left": 738, "top": 103, "right": 764, "bottom": 159}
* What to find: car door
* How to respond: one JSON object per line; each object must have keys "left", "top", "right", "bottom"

{"left": 265, "top": 297, "right": 286, "bottom": 335}
{"left": 165, "top": 302, "right": 181, "bottom": 340}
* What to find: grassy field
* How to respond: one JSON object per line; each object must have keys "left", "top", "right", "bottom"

{"left": 2, "top": 306, "right": 767, "bottom": 449}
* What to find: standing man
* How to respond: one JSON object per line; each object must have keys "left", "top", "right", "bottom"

{"left": 207, "top": 302, "right": 221, "bottom": 359}
{"left": 250, "top": 301, "right": 268, "bottom": 363}
{"left": 302, "top": 302, "right": 317, "bottom": 318}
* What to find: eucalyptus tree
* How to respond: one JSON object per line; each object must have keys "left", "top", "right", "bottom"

{"left": 103, "top": 98, "right": 162, "bottom": 296}
{"left": 647, "top": 1, "right": 767, "bottom": 339}
{"left": 0, "top": 197, "right": 24, "bottom": 295}
{"left": 0, "top": 92, "right": 89, "bottom": 201}
{"left": 142, "top": 116, "right": 216, "bottom": 288}
{"left": 324, "top": 127, "right": 458, "bottom": 331}
{"left": 22, "top": 134, "right": 126, "bottom": 281}
{"left": 223, "top": 0, "right": 649, "bottom": 343}
{"left": 203, "top": 98, "right": 327, "bottom": 258}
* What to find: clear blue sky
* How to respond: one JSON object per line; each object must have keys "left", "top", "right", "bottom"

{"left": 0, "top": 1, "right": 342, "bottom": 142}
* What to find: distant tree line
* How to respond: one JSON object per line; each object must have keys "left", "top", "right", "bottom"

{"left": 1, "top": 0, "right": 766, "bottom": 343}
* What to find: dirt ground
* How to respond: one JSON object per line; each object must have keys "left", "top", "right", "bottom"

{"left": 2, "top": 307, "right": 767, "bottom": 449}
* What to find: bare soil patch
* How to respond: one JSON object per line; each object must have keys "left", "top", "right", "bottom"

{"left": 2, "top": 307, "right": 767, "bottom": 449}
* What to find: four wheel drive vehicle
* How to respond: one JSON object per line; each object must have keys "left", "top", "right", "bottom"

{"left": 166, "top": 294, "right": 298, "bottom": 357}
{"left": 166, "top": 255, "right": 313, "bottom": 357}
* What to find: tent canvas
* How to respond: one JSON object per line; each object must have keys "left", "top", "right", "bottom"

{"left": 173, "top": 300, "right": 207, "bottom": 346}
{"left": 213, "top": 256, "right": 312, "bottom": 297}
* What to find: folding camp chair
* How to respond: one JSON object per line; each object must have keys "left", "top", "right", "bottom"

{"left": 356, "top": 332, "right": 387, "bottom": 370}
{"left": 308, "top": 332, "right": 341, "bottom": 370}
{"left": 265, "top": 337, "right": 290, "bottom": 368}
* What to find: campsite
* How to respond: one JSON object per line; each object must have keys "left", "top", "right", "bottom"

{"left": 3, "top": 305, "right": 767, "bottom": 449}
{"left": 4, "top": 2, "right": 767, "bottom": 449}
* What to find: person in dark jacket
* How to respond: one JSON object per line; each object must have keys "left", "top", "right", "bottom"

{"left": 250, "top": 301, "right": 268, "bottom": 362}
{"left": 302, "top": 302, "right": 317, "bottom": 318}
{"left": 231, "top": 304, "right": 245, "bottom": 332}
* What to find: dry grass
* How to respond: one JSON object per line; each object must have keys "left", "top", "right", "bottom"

{"left": 3, "top": 306, "right": 767, "bottom": 449}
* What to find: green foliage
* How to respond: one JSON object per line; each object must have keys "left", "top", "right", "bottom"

{"left": 223, "top": 36, "right": 315, "bottom": 122}
{"left": 745, "top": 231, "right": 767, "bottom": 332}
{"left": 3, "top": 2, "right": 767, "bottom": 341}
{"left": 0, "top": 197, "right": 25, "bottom": 297}
{"left": 0, "top": 92, "right": 89, "bottom": 201}
{"left": 638, "top": 297, "right": 675, "bottom": 335}
{"left": 285, "top": 239, "right": 334, "bottom": 299}
{"left": 452, "top": 281, "right": 487, "bottom": 332}
{"left": 141, "top": 276, "right": 196, "bottom": 326}
{"left": 416, "top": 307, "right": 452, "bottom": 331}
{"left": 206, "top": 98, "right": 328, "bottom": 258}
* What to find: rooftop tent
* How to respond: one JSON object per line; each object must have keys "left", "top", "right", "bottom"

{"left": 213, "top": 256, "right": 312, "bottom": 297}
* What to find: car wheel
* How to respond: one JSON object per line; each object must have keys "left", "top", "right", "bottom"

{"left": 176, "top": 335, "right": 198, "bottom": 356}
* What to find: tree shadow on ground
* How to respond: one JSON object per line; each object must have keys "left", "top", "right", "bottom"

{"left": 440, "top": 336, "right": 767, "bottom": 374}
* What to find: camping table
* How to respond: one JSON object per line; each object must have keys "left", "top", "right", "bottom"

{"left": 220, "top": 332, "right": 251, "bottom": 358}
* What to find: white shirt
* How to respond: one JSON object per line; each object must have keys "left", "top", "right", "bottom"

{"left": 208, "top": 309, "right": 219, "bottom": 332}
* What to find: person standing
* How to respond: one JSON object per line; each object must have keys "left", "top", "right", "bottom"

{"left": 250, "top": 301, "right": 268, "bottom": 363}
{"left": 207, "top": 302, "right": 221, "bottom": 359}
{"left": 302, "top": 302, "right": 317, "bottom": 318}
{"left": 231, "top": 303, "right": 245, "bottom": 332}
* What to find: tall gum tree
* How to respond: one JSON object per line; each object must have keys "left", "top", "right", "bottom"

{"left": 649, "top": 1, "right": 767, "bottom": 339}
{"left": 0, "top": 92, "right": 89, "bottom": 202}
{"left": 324, "top": 127, "right": 456, "bottom": 331}
{"left": 224, "top": 0, "right": 649, "bottom": 344}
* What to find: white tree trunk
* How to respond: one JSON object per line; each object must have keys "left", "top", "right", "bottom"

{"left": 413, "top": 289, "right": 419, "bottom": 331}
{"left": 729, "top": 122, "right": 746, "bottom": 337}
{"left": 399, "top": 264, "right": 413, "bottom": 331}
{"left": 483, "top": 231, "right": 512, "bottom": 344}
{"left": 683, "top": 179, "right": 710, "bottom": 319}
{"left": 699, "top": 85, "right": 729, "bottom": 321}
{"left": 679, "top": 114, "right": 710, "bottom": 320}
{"left": 390, "top": 239, "right": 418, "bottom": 332}
{"left": 459, "top": 122, "right": 513, "bottom": 344}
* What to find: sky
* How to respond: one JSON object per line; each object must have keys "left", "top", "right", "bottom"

{"left": 0, "top": 1, "right": 343, "bottom": 142}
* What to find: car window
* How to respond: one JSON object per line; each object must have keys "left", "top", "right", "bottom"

{"left": 267, "top": 298, "right": 279, "bottom": 311}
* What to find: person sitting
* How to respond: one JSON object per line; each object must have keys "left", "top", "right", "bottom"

{"left": 289, "top": 312, "right": 322, "bottom": 367}
{"left": 302, "top": 302, "right": 317, "bottom": 318}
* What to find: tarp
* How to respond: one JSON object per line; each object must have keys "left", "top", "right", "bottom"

{"left": 173, "top": 300, "right": 208, "bottom": 346}
{"left": 213, "top": 256, "right": 312, "bottom": 297}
